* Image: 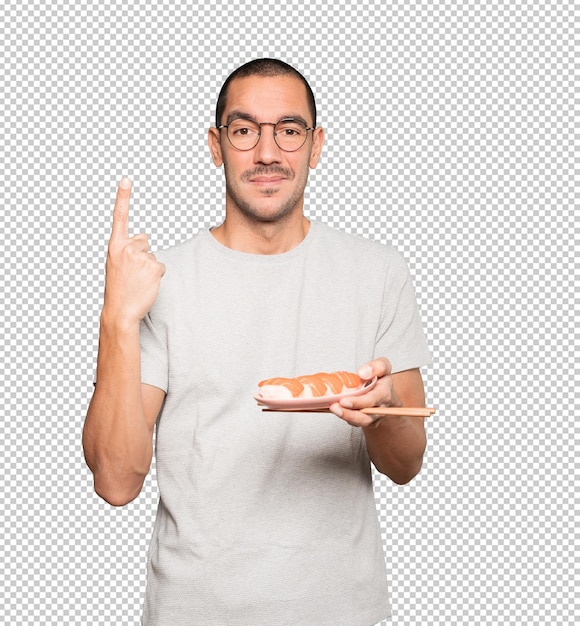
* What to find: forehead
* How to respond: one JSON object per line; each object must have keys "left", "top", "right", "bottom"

{"left": 223, "top": 75, "right": 311, "bottom": 123}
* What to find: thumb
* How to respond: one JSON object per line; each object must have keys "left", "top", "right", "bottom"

{"left": 358, "top": 357, "right": 392, "bottom": 380}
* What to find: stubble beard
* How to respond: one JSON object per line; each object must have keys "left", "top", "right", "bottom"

{"left": 225, "top": 165, "right": 309, "bottom": 223}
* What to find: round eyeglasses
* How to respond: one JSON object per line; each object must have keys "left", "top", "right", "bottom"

{"left": 218, "top": 118, "right": 315, "bottom": 152}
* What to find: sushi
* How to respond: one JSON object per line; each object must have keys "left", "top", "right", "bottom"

{"left": 258, "top": 370, "right": 363, "bottom": 399}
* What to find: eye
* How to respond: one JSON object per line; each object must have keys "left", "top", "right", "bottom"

{"left": 229, "top": 121, "right": 259, "bottom": 136}
{"left": 276, "top": 121, "right": 306, "bottom": 137}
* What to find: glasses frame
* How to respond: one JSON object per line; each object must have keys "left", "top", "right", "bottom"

{"left": 217, "top": 118, "right": 316, "bottom": 152}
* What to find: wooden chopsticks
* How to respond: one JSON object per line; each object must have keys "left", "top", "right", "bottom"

{"left": 359, "top": 406, "right": 436, "bottom": 417}
{"left": 261, "top": 406, "right": 436, "bottom": 417}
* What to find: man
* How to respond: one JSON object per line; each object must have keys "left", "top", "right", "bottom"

{"left": 83, "top": 59, "right": 432, "bottom": 625}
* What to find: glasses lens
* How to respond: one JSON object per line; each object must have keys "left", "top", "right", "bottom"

{"left": 274, "top": 120, "right": 308, "bottom": 151}
{"left": 227, "top": 119, "right": 261, "bottom": 150}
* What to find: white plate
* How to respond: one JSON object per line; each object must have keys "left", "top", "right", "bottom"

{"left": 254, "top": 377, "right": 378, "bottom": 411}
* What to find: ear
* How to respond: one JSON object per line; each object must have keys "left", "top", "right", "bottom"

{"left": 309, "top": 127, "right": 325, "bottom": 169}
{"left": 208, "top": 127, "right": 224, "bottom": 167}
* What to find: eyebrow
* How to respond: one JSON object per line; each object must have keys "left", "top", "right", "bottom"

{"left": 225, "top": 110, "right": 311, "bottom": 127}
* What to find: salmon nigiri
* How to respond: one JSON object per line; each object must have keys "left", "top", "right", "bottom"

{"left": 258, "top": 371, "right": 363, "bottom": 399}
{"left": 257, "top": 377, "right": 305, "bottom": 399}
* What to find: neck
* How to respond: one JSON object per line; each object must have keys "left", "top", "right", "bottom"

{"left": 211, "top": 212, "right": 311, "bottom": 255}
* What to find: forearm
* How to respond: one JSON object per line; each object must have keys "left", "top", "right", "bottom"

{"left": 363, "top": 415, "right": 426, "bottom": 484}
{"left": 333, "top": 365, "right": 427, "bottom": 484}
{"left": 82, "top": 311, "right": 153, "bottom": 504}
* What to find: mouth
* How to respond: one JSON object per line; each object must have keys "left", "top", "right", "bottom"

{"left": 249, "top": 176, "right": 287, "bottom": 186}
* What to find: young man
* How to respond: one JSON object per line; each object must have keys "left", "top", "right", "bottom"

{"left": 83, "top": 59, "right": 432, "bottom": 625}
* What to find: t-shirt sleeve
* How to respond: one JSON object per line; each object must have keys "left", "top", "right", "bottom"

{"left": 374, "top": 251, "right": 433, "bottom": 373}
{"left": 140, "top": 311, "right": 169, "bottom": 393}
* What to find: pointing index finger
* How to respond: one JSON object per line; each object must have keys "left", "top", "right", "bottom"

{"left": 111, "top": 177, "right": 132, "bottom": 241}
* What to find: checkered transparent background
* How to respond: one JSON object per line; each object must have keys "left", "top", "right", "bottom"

{"left": 1, "top": 0, "right": 576, "bottom": 624}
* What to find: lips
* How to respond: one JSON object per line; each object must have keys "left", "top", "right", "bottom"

{"left": 242, "top": 167, "right": 294, "bottom": 184}
{"left": 249, "top": 176, "right": 286, "bottom": 184}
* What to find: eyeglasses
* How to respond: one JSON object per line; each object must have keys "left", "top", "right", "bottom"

{"left": 218, "top": 118, "right": 315, "bottom": 152}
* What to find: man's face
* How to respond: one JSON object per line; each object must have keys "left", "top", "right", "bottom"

{"left": 209, "top": 75, "right": 324, "bottom": 223}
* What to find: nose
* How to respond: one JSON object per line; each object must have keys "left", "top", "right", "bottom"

{"left": 254, "top": 123, "right": 282, "bottom": 164}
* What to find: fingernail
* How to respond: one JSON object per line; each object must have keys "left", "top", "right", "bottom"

{"left": 119, "top": 177, "right": 132, "bottom": 188}
{"left": 358, "top": 365, "right": 372, "bottom": 379}
{"left": 330, "top": 405, "right": 343, "bottom": 418}
{"left": 340, "top": 399, "right": 353, "bottom": 409}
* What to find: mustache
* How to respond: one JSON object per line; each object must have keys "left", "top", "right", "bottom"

{"left": 241, "top": 166, "right": 294, "bottom": 181}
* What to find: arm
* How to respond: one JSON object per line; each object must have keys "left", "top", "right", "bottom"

{"left": 82, "top": 323, "right": 165, "bottom": 506}
{"left": 330, "top": 358, "right": 427, "bottom": 484}
{"left": 82, "top": 178, "right": 166, "bottom": 506}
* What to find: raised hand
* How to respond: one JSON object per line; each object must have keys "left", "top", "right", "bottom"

{"left": 102, "top": 177, "right": 166, "bottom": 325}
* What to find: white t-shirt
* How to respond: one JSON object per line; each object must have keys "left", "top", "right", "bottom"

{"left": 139, "top": 220, "right": 432, "bottom": 626}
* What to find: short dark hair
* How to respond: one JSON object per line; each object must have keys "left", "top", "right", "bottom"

{"left": 215, "top": 58, "right": 317, "bottom": 129}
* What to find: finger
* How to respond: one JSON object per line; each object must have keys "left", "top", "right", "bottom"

{"left": 130, "top": 233, "right": 149, "bottom": 250}
{"left": 339, "top": 386, "right": 388, "bottom": 411}
{"left": 129, "top": 236, "right": 150, "bottom": 253}
{"left": 357, "top": 357, "right": 391, "bottom": 381}
{"left": 144, "top": 251, "right": 166, "bottom": 277}
{"left": 146, "top": 254, "right": 167, "bottom": 278}
{"left": 339, "top": 373, "right": 393, "bottom": 410}
{"left": 111, "top": 177, "right": 132, "bottom": 242}
{"left": 329, "top": 402, "right": 376, "bottom": 428}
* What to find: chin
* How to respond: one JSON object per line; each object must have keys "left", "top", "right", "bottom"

{"left": 239, "top": 199, "right": 301, "bottom": 223}
{"left": 226, "top": 183, "right": 305, "bottom": 223}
